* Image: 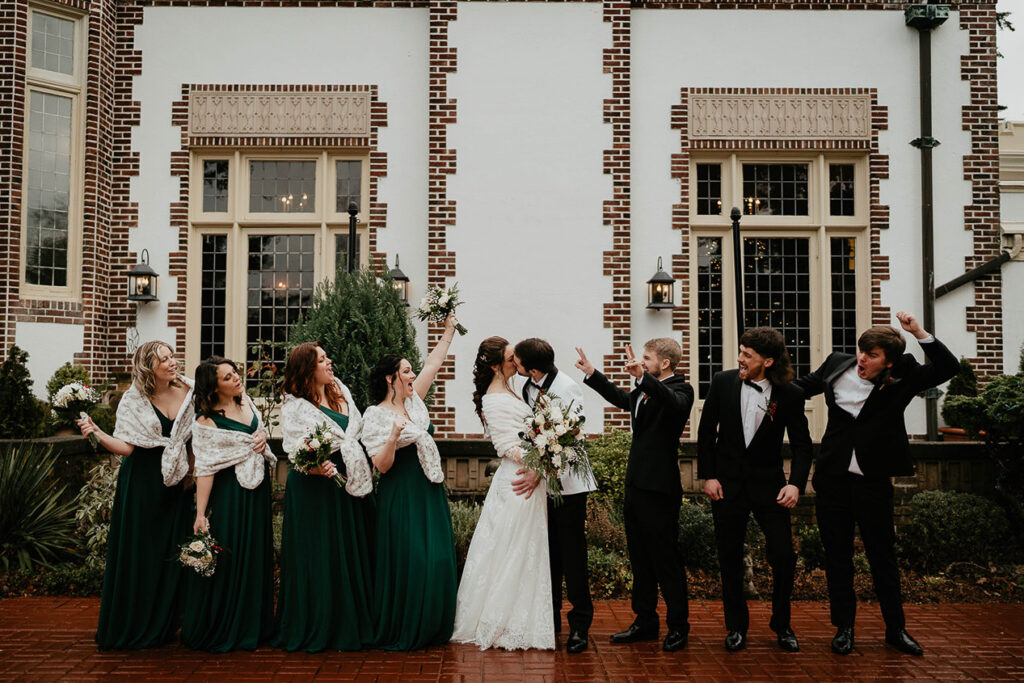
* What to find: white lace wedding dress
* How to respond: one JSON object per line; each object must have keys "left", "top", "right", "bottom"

{"left": 451, "top": 393, "right": 555, "bottom": 650}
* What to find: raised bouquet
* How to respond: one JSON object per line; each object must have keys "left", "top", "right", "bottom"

{"left": 291, "top": 423, "right": 345, "bottom": 488}
{"left": 178, "top": 529, "right": 222, "bottom": 578}
{"left": 519, "top": 393, "right": 588, "bottom": 504}
{"left": 52, "top": 382, "right": 101, "bottom": 449}
{"left": 415, "top": 283, "right": 468, "bottom": 336}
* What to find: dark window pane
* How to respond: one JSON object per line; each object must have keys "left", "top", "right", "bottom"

{"left": 742, "top": 163, "right": 809, "bottom": 216}
{"left": 25, "top": 90, "right": 71, "bottom": 287}
{"left": 336, "top": 160, "right": 363, "bottom": 213}
{"left": 830, "top": 236, "right": 857, "bottom": 354}
{"left": 697, "top": 237, "right": 723, "bottom": 399}
{"left": 200, "top": 234, "right": 228, "bottom": 361}
{"left": 695, "top": 164, "right": 722, "bottom": 215}
{"left": 202, "top": 160, "right": 229, "bottom": 212}
{"left": 334, "top": 234, "right": 363, "bottom": 274}
{"left": 829, "top": 164, "right": 856, "bottom": 216}
{"left": 249, "top": 161, "right": 315, "bottom": 213}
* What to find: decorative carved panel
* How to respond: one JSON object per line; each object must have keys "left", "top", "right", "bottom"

{"left": 189, "top": 91, "right": 370, "bottom": 137}
{"left": 689, "top": 94, "right": 871, "bottom": 141}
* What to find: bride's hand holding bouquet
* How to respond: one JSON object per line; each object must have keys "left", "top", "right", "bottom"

{"left": 518, "top": 393, "right": 588, "bottom": 505}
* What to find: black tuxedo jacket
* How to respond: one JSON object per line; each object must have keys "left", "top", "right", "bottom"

{"left": 584, "top": 370, "right": 694, "bottom": 496}
{"left": 794, "top": 337, "right": 957, "bottom": 480}
{"left": 696, "top": 371, "right": 813, "bottom": 504}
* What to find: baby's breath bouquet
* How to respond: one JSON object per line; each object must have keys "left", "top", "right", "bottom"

{"left": 291, "top": 423, "right": 345, "bottom": 487}
{"left": 179, "top": 529, "right": 222, "bottom": 578}
{"left": 519, "top": 393, "right": 588, "bottom": 504}
{"left": 52, "top": 382, "right": 102, "bottom": 448}
{"left": 415, "top": 283, "right": 468, "bottom": 336}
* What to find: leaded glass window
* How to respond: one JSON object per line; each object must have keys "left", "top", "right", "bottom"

{"left": 742, "top": 164, "right": 809, "bottom": 216}
{"left": 249, "top": 161, "right": 315, "bottom": 213}
{"left": 200, "top": 235, "right": 228, "bottom": 361}
{"left": 25, "top": 91, "right": 72, "bottom": 287}
{"left": 203, "top": 160, "right": 229, "bottom": 213}
{"left": 742, "top": 237, "right": 811, "bottom": 377}
{"left": 696, "top": 164, "right": 722, "bottom": 215}
{"left": 334, "top": 234, "right": 362, "bottom": 274}
{"left": 830, "top": 237, "right": 858, "bottom": 354}
{"left": 31, "top": 12, "right": 74, "bottom": 75}
{"left": 696, "top": 237, "right": 723, "bottom": 399}
{"left": 336, "top": 160, "right": 362, "bottom": 213}
{"left": 829, "top": 164, "right": 855, "bottom": 216}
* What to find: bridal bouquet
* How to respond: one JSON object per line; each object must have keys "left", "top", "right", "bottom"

{"left": 415, "top": 283, "right": 468, "bottom": 336}
{"left": 178, "top": 529, "right": 222, "bottom": 578}
{"left": 519, "top": 393, "right": 588, "bottom": 504}
{"left": 51, "top": 382, "right": 102, "bottom": 448}
{"left": 291, "top": 423, "right": 345, "bottom": 488}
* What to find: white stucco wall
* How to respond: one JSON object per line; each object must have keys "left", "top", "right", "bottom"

{"left": 1001, "top": 191, "right": 1024, "bottom": 372}
{"left": 632, "top": 9, "right": 974, "bottom": 435}
{"left": 448, "top": 2, "right": 613, "bottom": 433}
{"left": 15, "top": 322, "right": 85, "bottom": 398}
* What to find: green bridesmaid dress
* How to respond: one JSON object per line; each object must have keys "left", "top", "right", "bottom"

{"left": 181, "top": 413, "right": 275, "bottom": 652}
{"left": 96, "top": 405, "right": 192, "bottom": 650}
{"left": 373, "top": 424, "right": 457, "bottom": 650}
{"left": 274, "top": 406, "right": 376, "bottom": 652}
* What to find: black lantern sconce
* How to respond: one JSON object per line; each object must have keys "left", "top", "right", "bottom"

{"left": 389, "top": 254, "right": 410, "bottom": 306}
{"left": 646, "top": 257, "right": 675, "bottom": 310}
{"left": 127, "top": 249, "right": 159, "bottom": 303}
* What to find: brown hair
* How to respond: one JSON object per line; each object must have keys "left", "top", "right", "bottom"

{"left": 857, "top": 325, "right": 906, "bottom": 364}
{"left": 194, "top": 357, "right": 243, "bottom": 419}
{"left": 472, "top": 337, "right": 509, "bottom": 424}
{"left": 739, "top": 327, "right": 794, "bottom": 385}
{"left": 131, "top": 340, "right": 183, "bottom": 399}
{"left": 282, "top": 342, "right": 344, "bottom": 411}
{"left": 644, "top": 337, "right": 682, "bottom": 371}
{"left": 513, "top": 338, "right": 555, "bottom": 374}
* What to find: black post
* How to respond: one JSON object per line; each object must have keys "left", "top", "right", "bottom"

{"left": 731, "top": 207, "right": 744, "bottom": 344}
{"left": 347, "top": 202, "right": 358, "bottom": 273}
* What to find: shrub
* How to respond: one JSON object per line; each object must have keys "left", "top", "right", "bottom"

{"left": 449, "top": 499, "right": 482, "bottom": 571}
{"left": 587, "top": 430, "right": 631, "bottom": 510}
{"left": 74, "top": 460, "right": 119, "bottom": 569}
{"left": 588, "top": 547, "right": 633, "bottom": 598}
{"left": 289, "top": 268, "right": 421, "bottom": 412}
{"left": 899, "top": 490, "right": 1011, "bottom": 573}
{"left": 586, "top": 497, "right": 627, "bottom": 555}
{"left": 0, "top": 562, "right": 103, "bottom": 598}
{"left": 0, "top": 443, "right": 80, "bottom": 571}
{"left": 45, "top": 362, "right": 92, "bottom": 402}
{"left": 946, "top": 357, "right": 979, "bottom": 399}
{"left": 0, "top": 345, "right": 47, "bottom": 438}
{"left": 678, "top": 497, "right": 718, "bottom": 572}
{"left": 796, "top": 523, "right": 826, "bottom": 571}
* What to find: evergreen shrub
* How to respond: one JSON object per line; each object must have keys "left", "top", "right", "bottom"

{"left": 899, "top": 490, "right": 1012, "bottom": 572}
{"left": 587, "top": 430, "right": 631, "bottom": 510}
{"left": 45, "top": 362, "right": 92, "bottom": 401}
{"left": 0, "top": 345, "right": 47, "bottom": 438}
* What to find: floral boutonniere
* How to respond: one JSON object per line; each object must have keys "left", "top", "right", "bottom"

{"left": 759, "top": 398, "right": 779, "bottom": 422}
{"left": 876, "top": 369, "right": 902, "bottom": 391}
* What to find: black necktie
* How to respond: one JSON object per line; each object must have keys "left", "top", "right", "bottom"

{"left": 744, "top": 379, "right": 764, "bottom": 393}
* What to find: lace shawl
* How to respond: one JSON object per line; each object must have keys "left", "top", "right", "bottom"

{"left": 192, "top": 395, "right": 277, "bottom": 488}
{"left": 280, "top": 379, "right": 373, "bottom": 498}
{"left": 361, "top": 393, "right": 444, "bottom": 484}
{"left": 112, "top": 377, "right": 195, "bottom": 486}
{"left": 481, "top": 394, "right": 530, "bottom": 462}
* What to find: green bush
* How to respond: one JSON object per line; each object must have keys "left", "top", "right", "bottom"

{"left": 587, "top": 430, "right": 631, "bottom": 510}
{"left": 0, "top": 345, "right": 47, "bottom": 439}
{"left": 796, "top": 523, "right": 826, "bottom": 570}
{"left": 678, "top": 497, "right": 718, "bottom": 572}
{"left": 0, "top": 443, "right": 80, "bottom": 571}
{"left": 0, "top": 562, "right": 103, "bottom": 598}
{"left": 74, "top": 460, "right": 119, "bottom": 569}
{"left": 899, "top": 490, "right": 1011, "bottom": 573}
{"left": 289, "top": 269, "right": 422, "bottom": 412}
{"left": 586, "top": 497, "right": 627, "bottom": 555}
{"left": 449, "top": 499, "right": 482, "bottom": 571}
{"left": 588, "top": 547, "right": 632, "bottom": 598}
{"left": 45, "top": 362, "right": 92, "bottom": 402}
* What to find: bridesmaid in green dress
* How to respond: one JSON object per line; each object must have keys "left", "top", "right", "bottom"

{"left": 182, "top": 357, "right": 275, "bottom": 652}
{"left": 274, "top": 342, "right": 377, "bottom": 652}
{"left": 361, "top": 314, "right": 459, "bottom": 650}
{"left": 77, "top": 341, "right": 194, "bottom": 650}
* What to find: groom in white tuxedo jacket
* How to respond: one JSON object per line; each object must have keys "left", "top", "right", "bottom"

{"left": 512, "top": 338, "right": 598, "bottom": 654}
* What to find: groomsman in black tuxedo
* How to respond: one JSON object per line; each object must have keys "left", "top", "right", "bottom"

{"left": 576, "top": 339, "right": 694, "bottom": 652}
{"left": 794, "top": 311, "right": 957, "bottom": 656}
{"left": 697, "top": 327, "right": 813, "bottom": 653}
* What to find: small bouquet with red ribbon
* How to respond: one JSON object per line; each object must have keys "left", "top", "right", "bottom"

{"left": 291, "top": 423, "right": 345, "bottom": 488}
{"left": 179, "top": 529, "right": 222, "bottom": 578}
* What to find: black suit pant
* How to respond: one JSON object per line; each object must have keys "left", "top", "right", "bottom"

{"left": 624, "top": 485, "right": 689, "bottom": 632}
{"left": 711, "top": 490, "right": 795, "bottom": 634}
{"left": 548, "top": 491, "right": 593, "bottom": 634}
{"left": 815, "top": 473, "right": 905, "bottom": 631}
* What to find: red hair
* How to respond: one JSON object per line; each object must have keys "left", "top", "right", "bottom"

{"left": 282, "top": 342, "right": 344, "bottom": 411}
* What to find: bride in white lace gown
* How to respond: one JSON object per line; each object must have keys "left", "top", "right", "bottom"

{"left": 452, "top": 337, "right": 554, "bottom": 650}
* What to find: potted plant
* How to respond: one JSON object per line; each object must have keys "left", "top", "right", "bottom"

{"left": 939, "top": 357, "right": 979, "bottom": 441}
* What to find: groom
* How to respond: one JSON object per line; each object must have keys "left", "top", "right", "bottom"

{"left": 511, "top": 338, "right": 597, "bottom": 654}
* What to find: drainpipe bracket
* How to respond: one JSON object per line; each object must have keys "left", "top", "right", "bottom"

{"left": 905, "top": 4, "right": 950, "bottom": 30}
{"left": 911, "top": 136, "right": 941, "bottom": 149}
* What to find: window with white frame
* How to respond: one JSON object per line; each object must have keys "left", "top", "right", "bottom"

{"left": 690, "top": 155, "right": 869, "bottom": 410}
{"left": 22, "top": 6, "right": 85, "bottom": 297}
{"left": 187, "top": 152, "right": 369, "bottom": 377}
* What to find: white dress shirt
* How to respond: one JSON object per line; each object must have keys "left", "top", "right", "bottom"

{"left": 522, "top": 370, "right": 597, "bottom": 495}
{"left": 740, "top": 377, "right": 772, "bottom": 447}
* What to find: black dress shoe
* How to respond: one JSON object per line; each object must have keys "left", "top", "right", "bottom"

{"left": 724, "top": 631, "right": 746, "bottom": 652}
{"left": 566, "top": 631, "right": 588, "bottom": 654}
{"left": 885, "top": 628, "right": 924, "bottom": 656}
{"left": 610, "top": 623, "right": 659, "bottom": 643}
{"left": 831, "top": 626, "right": 854, "bottom": 655}
{"left": 662, "top": 630, "right": 687, "bottom": 652}
{"left": 776, "top": 627, "right": 800, "bottom": 652}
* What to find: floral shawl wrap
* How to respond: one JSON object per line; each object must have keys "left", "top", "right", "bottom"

{"left": 192, "top": 394, "right": 277, "bottom": 489}
{"left": 361, "top": 393, "right": 444, "bottom": 484}
{"left": 112, "top": 377, "right": 195, "bottom": 486}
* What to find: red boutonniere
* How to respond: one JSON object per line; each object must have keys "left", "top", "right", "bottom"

{"left": 760, "top": 398, "right": 779, "bottom": 422}
{"left": 877, "top": 370, "right": 902, "bottom": 391}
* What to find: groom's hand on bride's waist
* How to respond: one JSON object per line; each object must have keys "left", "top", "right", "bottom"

{"left": 511, "top": 468, "right": 542, "bottom": 498}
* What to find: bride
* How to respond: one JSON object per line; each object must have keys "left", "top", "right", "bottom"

{"left": 451, "top": 337, "right": 554, "bottom": 650}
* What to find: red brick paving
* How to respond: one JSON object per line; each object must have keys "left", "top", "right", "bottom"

{"left": 1, "top": 599, "right": 1023, "bottom": 681}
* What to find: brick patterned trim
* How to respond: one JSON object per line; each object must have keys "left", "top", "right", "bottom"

{"left": 168, "top": 83, "right": 389, "bottom": 358}
{"left": 959, "top": 3, "right": 1003, "bottom": 379}
{"left": 670, "top": 87, "right": 891, "bottom": 401}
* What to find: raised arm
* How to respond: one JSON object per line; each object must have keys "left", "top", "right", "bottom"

{"left": 792, "top": 357, "right": 831, "bottom": 400}
{"left": 583, "top": 369, "right": 632, "bottom": 412}
{"left": 413, "top": 314, "right": 458, "bottom": 399}
{"left": 894, "top": 311, "right": 958, "bottom": 390}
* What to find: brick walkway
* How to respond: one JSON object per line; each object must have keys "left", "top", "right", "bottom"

{"left": 1, "top": 599, "right": 1022, "bottom": 680}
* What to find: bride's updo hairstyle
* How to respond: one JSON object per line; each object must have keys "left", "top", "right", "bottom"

{"left": 368, "top": 354, "right": 405, "bottom": 404}
{"left": 472, "top": 337, "right": 509, "bottom": 423}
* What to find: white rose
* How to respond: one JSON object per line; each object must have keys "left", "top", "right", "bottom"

{"left": 535, "top": 434, "right": 548, "bottom": 448}
{"left": 419, "top": 297, "right": 431, "bottom": 311}
{"left": 438, "top": 293, "right": 450, "bottom": 306}
{"left": 189, "top": 540, "right": 205, "bottom": 553}
{"left": 203, "top": 551, "right": 213, "bottom": 562}
{"left": 551, "top": 454, "right": 562, "bottom": 469}
{"left": 309, "top": 438, "right": 321, "bottom": 450}
{"left": 549, "top": 409, "right": 563, "bottom": 424}
{"left": 550, "top": 443, "right": 563, "bottom": 454}
{"left": 554, "top": 424, "right": 567, "bottom": 436}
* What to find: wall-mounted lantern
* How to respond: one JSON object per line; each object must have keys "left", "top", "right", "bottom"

{"left": 389, "top": 254, "right": 409, "bottom": 306}
{"left": 646, "top": 257, "right": 675, "bottom": 310}
{"left": 127, "top": 249, "right": 159, "bottom": 303}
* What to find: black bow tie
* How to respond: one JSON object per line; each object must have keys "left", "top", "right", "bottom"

{"left": 531, "top": 381, "right": 543, "bottom": 389}
{"left": 744, "top": 379, "right": 764, "bottom": 393}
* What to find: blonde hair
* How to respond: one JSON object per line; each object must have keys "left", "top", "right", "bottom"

{"left": 644, "top": 337, "right": 682, "bottom": 370}
{"left": 131, "top": 340, "right": 182, "bottom": 398}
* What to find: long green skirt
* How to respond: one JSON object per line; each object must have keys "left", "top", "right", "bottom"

{"left": 181, "top": 465, "right": 275, "bottom": 652}
{"left": 373, "top": 444, "right": 457, "bottom": 650}
{"left": 274, "top": 466, "right": 376, "bottom": 651}
{"left": 95, "top": 446, "right": 192, "bottom": 649}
